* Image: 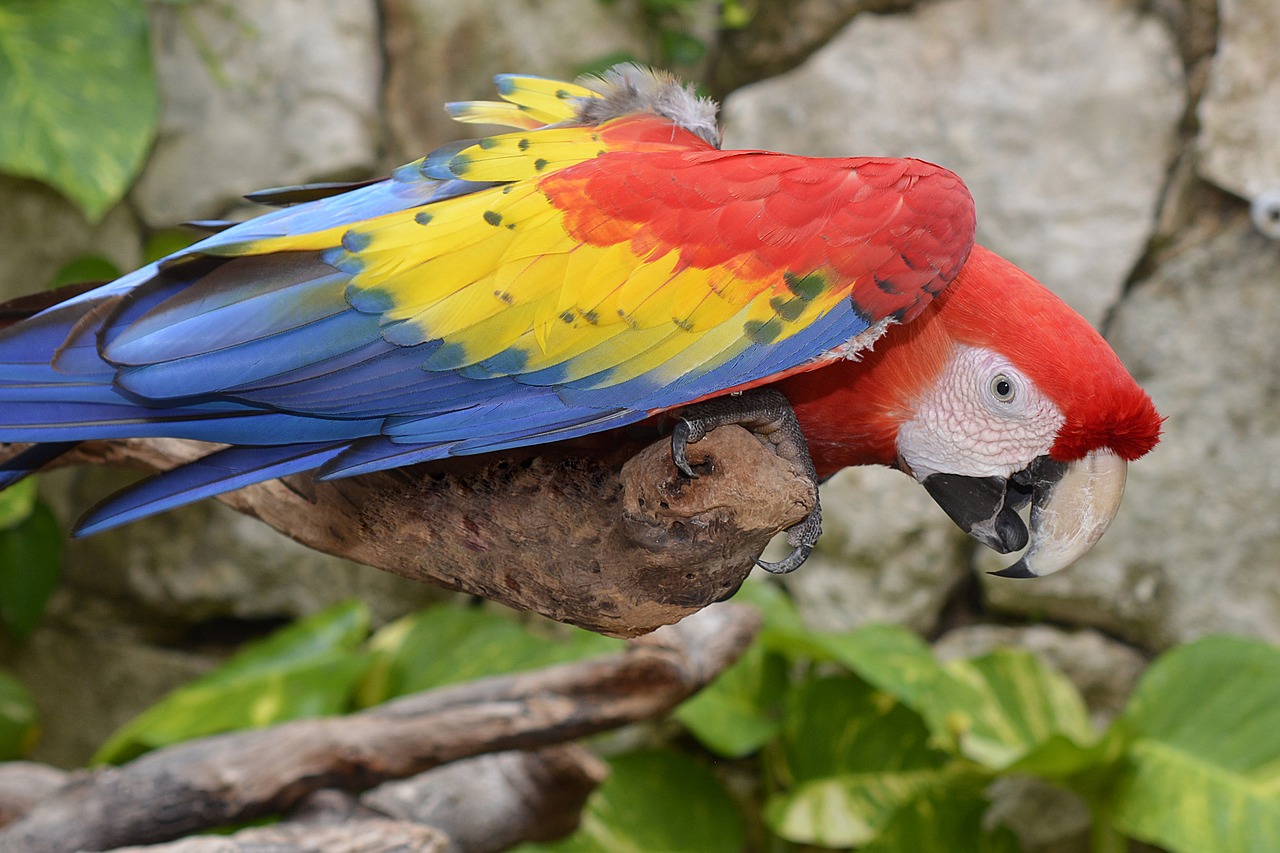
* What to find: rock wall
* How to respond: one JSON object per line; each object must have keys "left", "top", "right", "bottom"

{"left": 1, "top": 0, "right": 1277, "bottom": 786}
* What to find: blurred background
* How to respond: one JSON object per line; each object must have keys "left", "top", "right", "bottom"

{"left": 0, "top": 1, "right": 1277, "bottom": 850}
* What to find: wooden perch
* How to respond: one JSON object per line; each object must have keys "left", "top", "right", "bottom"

{"left": 0, "top": 603, "right": 760, "bottom": 853}
{"left": 8, "top": 426, "right": 812, "bottom": 636}
{"left": 104, "top": 819, "right": 450, "bottom": 853}
{"left": 358, "top": 744, "right": 608, "bottom": 853}
{"left": 0, "top": 764, "right": 68, "bottom": 828}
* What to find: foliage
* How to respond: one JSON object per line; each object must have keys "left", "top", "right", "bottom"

{"left": 0, "top": 221, "right": 196, "bottom": 642}
{"left": 74, "top": 582, "right": 1280, "bottom": 852}
{"left": 0, "top": 480, "right": 62, "bottom": 639}
{"left": 591, "top": 0, "right": 751, "bottom": 73}
{"left": 0, "top": 0, "right": 158, "bottom": 221}
{"left": 356, "top": 604, "right": 618, "bottom": 706}
{"left": 1109, "top": 636, "right": 1280, "bottom": 853}
{"left": 656, "top": 583, "right": 1280, "bottom": 853}
{"left": 93, "top": 600, "right": 623, "bottom": 765}
{"left": 517, "top": 750, "right": 745, "bottom": 853}
{"left": 93, "top": 600, "right": 373, "bottom": 764}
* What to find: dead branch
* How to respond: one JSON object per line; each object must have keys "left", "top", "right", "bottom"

{"left": 103, "top": 819, "right": 449, "bottom": 853}
{"left": 6, "top": 425, "right": 811, "bottom": 637}
{"left": 0, "top": 763, "right": 69, "bottom": 828}
{"left": 359, "top": 744, "right": 608, "bottom": 853}
{"left": 0, "top": 603, "right": 759, "bottom": 853}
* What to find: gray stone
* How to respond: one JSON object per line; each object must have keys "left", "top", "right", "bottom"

{"left": 722, "top": 0, "right": 1185, "bottom": 325}
{"left": 0, "top": 177, "right": 141, "bottom": 300}
{"left": 381, "top": 0, "right": 650, "bottom": 165}
{"left": 0, "top": 596, "right": 218, "bottom": 768}
{"left": 1196, "top": 0, "right": 1280, "bottom": 210}
{"left": 710, "top": 0, "right": 915, "bottom": 93}
{"left": 133, "top": 0, "right": 382, "bottom": 224}
{"left": 983, "top": 214, "right": 1280, "bottom": 649}
{"left": 780, "top": 466, "right": 969, "bottom": 634}
{"left": 984, "top": 775, "right": 1093, "bottom": 853}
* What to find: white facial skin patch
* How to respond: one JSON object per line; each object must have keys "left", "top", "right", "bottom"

{"left": 897, "top": 344, "right": 1065, "bottom": 480}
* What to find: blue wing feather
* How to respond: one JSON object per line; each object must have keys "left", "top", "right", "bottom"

{"left": 74, "top": 442, "right": 350, "bottom": 536}
{"left": 0, "top": 106, "right": 882, "bottom": 532}
{"left": 0, "top": 442, "right": 79, "bottom": 490}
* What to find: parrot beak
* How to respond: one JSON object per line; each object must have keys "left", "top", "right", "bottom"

{"left": 921, "top": 449, "right": 1128, "bottom": 578}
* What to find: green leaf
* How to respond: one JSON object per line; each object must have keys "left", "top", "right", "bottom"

{"left": 0, "top": 0, "right": 158, "bottom": 220}
{"left": 1110, "top": 636, "right": 1280, "bottom": 853}
{"left": 810, "top": 624, "right": 984, "bottom": 749}
{"left": 766, "top": 674, "right": 952, "bottom": 846}
{"left": 0, "top": 501, "right": 63, "bottom": 638}
{"left": 49, "top": 254, "right": 122, "bottom": 288}
{"left": 768, "top": 769, "right": 960, "bottom": 848}
{"left": 859, "top": 783, "right": 1020, "bottom": 853}
{"left": 203, "top": 600, "right": 369, "bottom": 684}
{"left": 771, "top": 770, "right": 1019, "bottom": 852}
{"left": 777, "top": 675, "right": 948, "bottom": 784}
{"left": 945, "top": 649, "right": 1097, "bottom": 772}
{"left": 516, "top": 750, "right": 744, "bottom": 853}
{"left": 720, "top": 0, "right": 752, "bottom": 28}
{"left": 93, "top": 601, "right": 371, "bottom": 764}
{"left": 0, "top": 669, "right": 39, "bottom": 760}
{"left": 732, "top": 578, "right": 831, "bottom": 660}
{"left": 672, "top": 581, "right": 808, "bottom": 757}
{"left": 815, "top": 626, "right": 1097, "bottom": 771}
{"left": 357, "top": 606, "right": 619, "bottom": 706}
{"left": 730, "top": 577, "right": 807, "bottom": 636}
{"left": 0, "top": 478, "right": 37, "bottom": 529}
{"left": 143, "top": 228, "right": 198, "bottom": 265}
{"left": 674, "top": 642, "right": 787, "bottom": 758}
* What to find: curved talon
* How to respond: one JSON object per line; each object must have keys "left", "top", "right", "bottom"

{"left": 756, "top": 544, "right": 813, "bottom": 574}
{"left": 759, "top": 501, "right": 822, "bottom": 574}
{"left": 671, "top": 419, "right": 700, "bottom": 478}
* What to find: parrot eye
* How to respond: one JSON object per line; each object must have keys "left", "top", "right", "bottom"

{"left": 990, "top": 373, "right": 1016, "bottom": 402}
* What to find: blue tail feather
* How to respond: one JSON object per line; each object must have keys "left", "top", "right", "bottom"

{"left": 0, "top": 442, "right": 79, "bottom": 490}
{"left": 74, "top": 441, "right": 350, "bottom": 535}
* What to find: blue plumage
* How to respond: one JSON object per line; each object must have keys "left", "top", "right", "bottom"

{"left": 0, "top": 70, "right": 907, "bottom": 535}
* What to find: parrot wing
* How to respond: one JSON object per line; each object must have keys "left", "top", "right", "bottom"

{"left": 0, "top": 66, "right": 976, "bottom": 531}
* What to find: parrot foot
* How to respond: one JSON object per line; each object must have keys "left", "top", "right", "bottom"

{"left": 672, "top": 389, "right": 821, "bottom": 574}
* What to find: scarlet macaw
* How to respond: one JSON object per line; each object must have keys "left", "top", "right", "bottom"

{"left": 0, "top": 65, "right": 1161, "bottom": 576}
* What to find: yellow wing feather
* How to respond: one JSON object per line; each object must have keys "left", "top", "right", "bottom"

{"left": 491, "top": 75, "right": 600, "bottom": 123}
{"left": 444, "top": 101, "right": 545, "bottom": 130}
{"left": 216, "top": 68, "right": 860, "bottom": 399}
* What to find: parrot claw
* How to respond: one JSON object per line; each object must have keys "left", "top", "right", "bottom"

{"left": 670, "top": 417, "right": 707, "bottom": 478}
{"left": 673, "top": 389, "right": 822, "bottom": 573}
{"left": 756, "top": 544, "right": 813, "bottom": 574}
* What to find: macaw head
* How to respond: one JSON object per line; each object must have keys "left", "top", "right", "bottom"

{"left": 783, "top": 245, "right": 1163, "bottom": 577}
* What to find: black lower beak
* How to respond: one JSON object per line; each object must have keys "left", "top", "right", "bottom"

{"left": 922, "top": 456, "right": 1104, "bottom": 578}
{"left": 921, "top": 471, "right": 1031, "bottom": 554}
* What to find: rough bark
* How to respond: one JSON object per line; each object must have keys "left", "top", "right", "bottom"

{"left": 359, "top": 745, "right": 608, "bottom": 853}
{"left": 5, "top": 427, "right": 812, "bottom": 636}
{"left": 0, "top": 603, "right": 759, "bottom": 853}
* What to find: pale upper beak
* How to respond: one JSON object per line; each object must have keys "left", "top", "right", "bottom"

{"left": 921, "top": 449, "right": 1128, "bottom": 578}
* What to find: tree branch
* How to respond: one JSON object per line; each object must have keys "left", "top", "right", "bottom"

{"left": 0, "top": 603, "right": 759, "bottom": 853}
{"left": 8, "top": 427, "right": 812, "bottom": 636}
{"left": 357, "top": 744, "right": 608, "bottom": 853}
{"left": 102, "top": 818, "right": 450, "bottom": 853}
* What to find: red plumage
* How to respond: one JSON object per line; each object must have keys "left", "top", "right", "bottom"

{"left": 779, "top": 246, "right": 1163, "bottom": 478}
{"left": 545, "top": 152, "right": 973, "bottom": 322}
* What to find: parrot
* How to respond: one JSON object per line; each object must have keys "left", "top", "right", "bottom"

{"left": 0, "top": 64, "right": 1161, "bottom": 577}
